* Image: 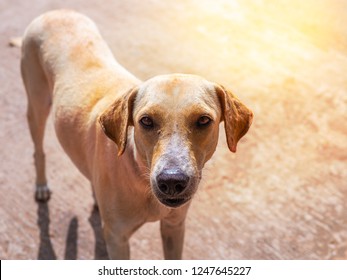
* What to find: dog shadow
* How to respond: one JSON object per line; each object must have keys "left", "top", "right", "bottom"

{"left": 37, "top": 202, "right": 108, "bottom": 259}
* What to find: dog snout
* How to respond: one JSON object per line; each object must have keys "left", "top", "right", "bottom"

{"left": 157, "top": 169, "right": 189, "bottom": 196}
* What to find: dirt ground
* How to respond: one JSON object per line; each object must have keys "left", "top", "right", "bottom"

{"left": 1, "top": 0, "right": 347, "bottom": 260}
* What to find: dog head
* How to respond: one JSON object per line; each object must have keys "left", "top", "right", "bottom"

{"left": 99, "top": 74, "right": 253, "bottom": 208}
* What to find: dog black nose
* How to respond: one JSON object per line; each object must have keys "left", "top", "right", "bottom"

{"left": 157, "top": 169, "right": 189, "bottom": 196}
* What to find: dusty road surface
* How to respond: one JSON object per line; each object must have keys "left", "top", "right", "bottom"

{"left": 1, "top": 0, "right": 347, "bottom": 259}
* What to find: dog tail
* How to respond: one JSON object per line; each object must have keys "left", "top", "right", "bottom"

{"left": 9, "top": 37, "right": 23, "bottom": 48}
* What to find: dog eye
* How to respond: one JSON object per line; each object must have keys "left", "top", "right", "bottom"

{"left": 197, "top": 116, "right": 212, "bottom": 127}
{"left": 140, "top": 116, "right": 154, "bottom": 128}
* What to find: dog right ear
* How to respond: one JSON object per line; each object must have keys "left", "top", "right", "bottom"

{"left": 98, "top": 87, "right": 138, "bottom": 156}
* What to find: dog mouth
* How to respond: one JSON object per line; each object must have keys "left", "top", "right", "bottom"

{"left": 158, "top": 197, "right": 190, "bottom": 208}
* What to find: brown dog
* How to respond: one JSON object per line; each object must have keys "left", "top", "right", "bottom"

{"left": 21, "top": 10, "right": 253, "bottom": 259}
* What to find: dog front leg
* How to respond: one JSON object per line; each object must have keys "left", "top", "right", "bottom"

{"left": 103, "top": 225, "right": 130, "bottom": 260}
{"left": 160, "top": 205, "right": 190, "bottom": 260}
{"left": 160, "top": 218, "right": 185, "bottom": 260}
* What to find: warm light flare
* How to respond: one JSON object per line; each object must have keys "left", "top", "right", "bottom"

{"left": 173, "top": 0, "right": 347, "bottom": 91}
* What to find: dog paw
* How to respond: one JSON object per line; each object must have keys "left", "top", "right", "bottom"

{"left": 35, "top": 184, "right": 51, "bottom": 202}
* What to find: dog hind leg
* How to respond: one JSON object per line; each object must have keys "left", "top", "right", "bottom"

{"left": 21, "top": 43, "right": 52, "bottom": 202}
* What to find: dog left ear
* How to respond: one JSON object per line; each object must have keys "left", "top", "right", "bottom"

{"left": 98, "top": 87, "right": 138, "bottom": 156}
{"left": 215, "top": 84, "right": 253, "bottom": 153}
